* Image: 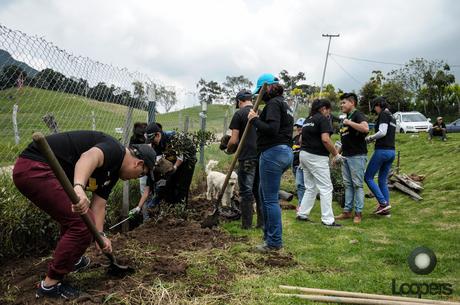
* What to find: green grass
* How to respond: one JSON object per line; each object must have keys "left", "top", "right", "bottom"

{"left": 210, "top": 133, "right": 460, "bottom": 304}
{"left": 0, "top": 87, "right": 233, "bottom": 165}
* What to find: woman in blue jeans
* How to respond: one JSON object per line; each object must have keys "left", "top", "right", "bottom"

{"left": 365, "top": 97, "right": 396, "bottom": 216}
{"left": 248, "top": 73, "right": 294, "bottom": 252}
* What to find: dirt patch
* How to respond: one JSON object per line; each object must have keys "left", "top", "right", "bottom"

{"left": 0, "top": 196, "right": 244, "bottom": 304}
{"left": 260, "top": 252, "right": 297, "bottom": 267}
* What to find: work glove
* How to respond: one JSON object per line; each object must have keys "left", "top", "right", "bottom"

{"left": 333, "top": 154, "right": 346, "bottom": 165}
{"left": 129, "top": 206, "right": 141, "bottom": 217}
{"left": 365, "top": 135, "right": 375, "bottom": 144}
{"left": 219, "top": 135, "right": 231, "bottom": 151}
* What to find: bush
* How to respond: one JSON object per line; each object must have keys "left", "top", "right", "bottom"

{"left": 0, "top": 174, "right": 59, "bottom": 263}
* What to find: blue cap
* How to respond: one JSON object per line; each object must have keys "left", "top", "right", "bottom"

{"left": 253, "top": 73, "right": 279, "bottom": 94}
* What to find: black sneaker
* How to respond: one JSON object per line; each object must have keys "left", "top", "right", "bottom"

{"left": 296, "top": 215, "right": 311, "bottom": 222}
{"left": 36, "top": 281, "right": 80, "bottom": 299}
{"left": 322, "top": 221, "right": 342, "bottom": 228}
{"left": 73, "top": 255, "right": 90, "bottom": 273}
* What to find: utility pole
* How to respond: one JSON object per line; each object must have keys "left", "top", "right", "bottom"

{"left": 319, "top": 34, "right": 340, "bottom": 96}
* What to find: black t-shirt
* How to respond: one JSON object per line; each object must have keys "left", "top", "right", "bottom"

{"left": 301, "top": 113, "right": 332, "bottom": 156}
{"left": 375, "top": 110, "right": 396, "bottom": 150}
{"left": 229, "top": 105, "right": 258, "bottom": 161}
{"left": 253, "top": 96, "right": 294, "bottom": 153}
{"left": 292, "top": 134, "right": 301, "bottom": 167}
{"left": 340, "top": 110, "right": 368, "bottom": 156}
{"left": 433, "top": 122, "right": 446, "bottom": 129}
{"left": 21, "top": 131, "right": 125, "bottom": 200}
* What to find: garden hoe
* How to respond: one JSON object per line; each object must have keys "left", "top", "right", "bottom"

{"left": 201, "top": 83, "right": 267, "bottom": 229}
{"left": 32, "top": 132, "right": 135, "bottom": 277}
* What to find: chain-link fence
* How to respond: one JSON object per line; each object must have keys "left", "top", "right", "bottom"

{"left": 0, "top": 24, "right": 194, "bottom": 230}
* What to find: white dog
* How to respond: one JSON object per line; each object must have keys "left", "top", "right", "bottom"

{"left": 206, "top": 160, "right": 238, "bottom": 207}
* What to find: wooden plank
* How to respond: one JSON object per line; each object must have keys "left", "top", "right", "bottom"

{"left": 394, "top": 174, "right": 423, "bottom": 191}
{"left": 393, "top": 181, "right": 423, "bottom": 201}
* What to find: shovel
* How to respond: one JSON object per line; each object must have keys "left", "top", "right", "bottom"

{"left": 32, "top": 132, "right": 135, "bottom": 277}
{"left": 201, "top": 83, "right": 267, "bottom": 229}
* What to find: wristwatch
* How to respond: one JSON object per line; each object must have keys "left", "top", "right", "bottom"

{"left": 99, "top": 231, "right": 107, "bottom": 238}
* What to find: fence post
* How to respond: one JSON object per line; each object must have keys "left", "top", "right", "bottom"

{"left": 223, "top": 112, "right": 228, "bottom": 136}
{"left": 121, "top": 105, "right": 134, "bottom": 233}
{"left": 199, "top": 102, "right": 207, "bottom": 167}
{"left": 12, "top": 103, "right": 20, "bottom": 145}
{"left": 184, "top": 115, "right": 190, "bottom": 133}
{"left": 148, "top": 100, "right": 156, "bottom": 124}
{"left": 91, "top": 111, "right": 96, "bottom": 131}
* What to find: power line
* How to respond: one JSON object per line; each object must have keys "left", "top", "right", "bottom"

{"left": 330, "top": 53, "right": 404, "bottom": 66}
{"left": 329, "top": 56, "right": 362, "bottom": 85}
{"left": 330, "top": 53, "right": 460, "bottom": 68}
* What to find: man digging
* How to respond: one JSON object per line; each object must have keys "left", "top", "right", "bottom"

{"left": 12, "top": 130, "right": 157, "bottom": 300}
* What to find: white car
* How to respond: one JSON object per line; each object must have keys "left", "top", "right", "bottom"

{"left": 393, "top": 111, "right": 432, "bottom": 133}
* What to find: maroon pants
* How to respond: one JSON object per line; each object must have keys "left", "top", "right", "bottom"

{"left": 13, "top": 157, "right": 94, "bottom": 280}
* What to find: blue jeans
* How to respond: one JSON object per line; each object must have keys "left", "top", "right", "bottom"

{"left": 237, "top": 159, "right": 260, "bottom": 228}
{"left": 293, "top": 165, "right": 305, "bottom": 205}
{"left": 364, "top": 149, "right": 395, "bottom": 205}
{"left": 342, "top": 155, "right": 367, "bottom": 213}
{"left": 259, "top": 145, "right": 293, "bottom": 248}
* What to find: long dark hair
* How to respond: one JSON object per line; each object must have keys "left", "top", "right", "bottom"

{"left": 309, "top": 99, "right": 331, "bottom": 117}
{"left": 263, "top": 83, "right": 284, "bottom": 101}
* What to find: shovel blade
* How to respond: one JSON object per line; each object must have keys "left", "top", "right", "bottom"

{"left": 107, "top": 262, "right": 135, "bottom": 277}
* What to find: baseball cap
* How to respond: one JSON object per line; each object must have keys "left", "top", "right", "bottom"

{"left": 294, "top": 118, "right": 305, "bottom": 127}
{"left": 253, "top": 73, "right": 279, "bottom": 94}
{"left": 131, "top": 144, "right": 156, "bottom": 180}
{"left": 235, "top": 90, "right": 253, "bottom": 108}
{"left": 144, "top": 122, "right": 162, "bottom": 143}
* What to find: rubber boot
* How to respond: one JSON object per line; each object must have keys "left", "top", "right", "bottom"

{"left": 241, "top": 199, "right": 253, "bottom": 230}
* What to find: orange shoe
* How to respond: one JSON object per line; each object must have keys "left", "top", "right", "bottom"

{"left": 335, "top": 211, "right": 352, "bottom": 220}
{"left": 353, "top": 212, "right": 362, "bottom": 224}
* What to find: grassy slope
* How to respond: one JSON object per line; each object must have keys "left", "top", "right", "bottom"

{"left": 0, "top": 87, "right": 232, "bottom": 165}
{"left": 210, "top": 133, "right": 460, "bottom": 304}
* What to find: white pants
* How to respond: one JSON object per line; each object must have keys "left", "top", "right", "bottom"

{"left": 297, "top": 151, "right": 335, "bottom": 225}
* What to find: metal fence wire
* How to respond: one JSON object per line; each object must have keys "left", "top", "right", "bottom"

{"left": 0, "top": 24, "right": 188, "bottom": 224}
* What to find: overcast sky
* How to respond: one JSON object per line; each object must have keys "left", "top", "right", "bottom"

{"left": 1, "top": 0, "right": 459, "bottom": 109}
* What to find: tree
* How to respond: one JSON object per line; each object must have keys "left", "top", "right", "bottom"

{"left": 222, "top": 75, "right": 253, "bottom": 104}
{"left": 196, "top": 78, "right": 224, "bottom": 104}
{"left": 421, "top": 64, "right": 455, "bottom": 115}
{"left": 155, "top": 85, "right": 177, "bottom": 112}
{"left": 0, "top": 65, "right": 27, "bottom": 89}
{"left": 359, "top": 71, "right": 384, "bottom": 114}
{"left": 381, "top": 80, "right": 410, "bottom": 112}
{"left": 387, "top": 58, "right": 444, "bottom": 113}
{"left": 278, "top": 70, "right": 306, "bottom": 92}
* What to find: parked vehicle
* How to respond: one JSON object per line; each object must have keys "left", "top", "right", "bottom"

{"left": 446, "top": 118, "right": 460, "bottom": 133}
{"left": 393, "top": 111, "right": 432, "bottom": 133}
